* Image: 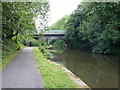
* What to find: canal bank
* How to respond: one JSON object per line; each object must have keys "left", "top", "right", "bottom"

{"left": 33, "top": 47, "right": 89, "bottom": 88}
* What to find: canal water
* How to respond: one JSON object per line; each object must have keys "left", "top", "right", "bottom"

{"left": 51, "top": 49, "right": 119, "bottom": 88}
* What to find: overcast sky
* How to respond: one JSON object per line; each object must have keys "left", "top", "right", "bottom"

{"left": 35, "top": 0, "right": 82, "bottom": 32}
{"left": 47, "top": 0, "right": 82, "bottom": 26}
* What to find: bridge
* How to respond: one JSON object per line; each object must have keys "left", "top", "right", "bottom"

{"left": 34, "top": 30, "right": 66, "bottom": 44}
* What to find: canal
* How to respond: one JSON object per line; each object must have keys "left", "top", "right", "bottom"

{"left": 51, "top": 49, "right": 118, "bottom": 88}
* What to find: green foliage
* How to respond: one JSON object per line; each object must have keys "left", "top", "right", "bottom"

{"left": 64, "top": 2, "right": 120, "bottom": 54}
{"left": 23, "top": 37, "right": 41, "bottom": 46}
{"left": 42, "top": 49, "right": 53, "bottom": 59}
{"left": 2, "top": 40, "right": 19, "bottom": 58}
{"left": 2, "top": 1, "right": 50, "bottom": 56}
{"left": 52, "top": 39, "right": 66, "bottom": 50}
{"left": 50, "top": 39, "right": 67, "bottom": 54}
{"left": 32, "top": 40, "right": 40, "bottom": 46}
{"left": 39, "top": 41, "right": 53, "bottom": 59}
{"left": 92, "top": 41, "right": 112, "bottom": 54}
{"left": 47, "top": 15, "right": 70, "bottom": 30}
{"left": 2, "top": 39, "right": 25, "bottom": 58}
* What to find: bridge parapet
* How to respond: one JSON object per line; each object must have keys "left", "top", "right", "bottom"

{"left": 42, "top": 30, "right": 66, "bottom": 35}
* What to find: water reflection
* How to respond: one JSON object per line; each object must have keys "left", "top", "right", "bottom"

{"left": 52, "top": 49, "right": 118, "bottom": 88}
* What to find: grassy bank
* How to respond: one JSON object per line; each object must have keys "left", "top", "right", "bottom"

{"left": 33, "top": 47, "right": 78, "bottom": 88}
{"left": 1, "top": 46, "right": 25, "bottom": 70}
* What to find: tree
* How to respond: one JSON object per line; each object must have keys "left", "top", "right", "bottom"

{"left": 47, "top": 15, "right": 70, "bottom": 30}
{"left": 64, "top": 2, "right": 120, "bottom": 54}
{"left": 2, "top": 1, "right": 50, "bottom": 56}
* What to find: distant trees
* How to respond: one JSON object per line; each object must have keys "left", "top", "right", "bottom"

{"left": 2, "top": 1, "right": 50, "bottom": 56}
{"left": 47, "top": 15, "right": 70, "bottom": 30}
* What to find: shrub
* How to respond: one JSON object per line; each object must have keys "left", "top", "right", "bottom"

{"left": 21, "top": 38, "right": 41, "bottom": 46}
{"left": 39, "top": 41, "right": 53, "bottom": 59}
{"left": 52, "top": 39, "right": 66, "bottom": 50}
{"left": 92, "top": 41, "right": 112, "bottom": 54}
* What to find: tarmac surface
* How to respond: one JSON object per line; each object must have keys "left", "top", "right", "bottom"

{"left": 2, "top": 47, "right": 43, "bottom": 88}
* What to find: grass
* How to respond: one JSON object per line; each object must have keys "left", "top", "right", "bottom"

{"left": 2, "top": 51, "right": 20, "bottom": 70}
{"left": 1, "top": 45, "right": 25, "bottom": 70}
{"left": 33, "top": 47, "right": 78, "bottom": 88}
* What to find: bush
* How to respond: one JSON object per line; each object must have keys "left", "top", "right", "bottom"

{"left": 52, "top": 39, "right": 66, "bottom": 50}
{"left": 2, "top": 40, "right": 17, "bottom": 58}
{"left": 2, "top": 40, "right": 25, "bottom": 58}
{"left": 39, "top": 41, "right": 53, "bottom": 59}
{"left": 21, "top": 38, "right": 41, "bottom": 46}
{"left": 92, "top": 41, "right": 112, "bottom": 54}
{"left": 43, "top": 49, "right": 53, "bottom": 59}
{"left": 30, "top": 39, "right": 40, "bottom": 46}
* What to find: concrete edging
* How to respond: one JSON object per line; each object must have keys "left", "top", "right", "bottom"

{"left": 47, "top": 60, "right": 90, "bottom": 88}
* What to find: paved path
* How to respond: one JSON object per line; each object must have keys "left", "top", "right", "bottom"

{"left": 2, "top": 47, "right": 43, "bottom": 88}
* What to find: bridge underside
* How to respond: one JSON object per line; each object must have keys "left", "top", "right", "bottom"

{"left": 43, "top": 35, "right": 64, "bottom": 44}
{"left": 42, "top": 34, "right": 65, "bottom": 36}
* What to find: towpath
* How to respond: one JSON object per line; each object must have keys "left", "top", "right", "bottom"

{"left": 2, "top": 47, "right": 43, "bottom": 88}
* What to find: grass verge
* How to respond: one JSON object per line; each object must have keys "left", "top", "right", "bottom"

{"left": 1, "top": 45, "right": 25, "bottom": 70}
{"left": 33, "top": 47, "right": 78, "bottom": 88}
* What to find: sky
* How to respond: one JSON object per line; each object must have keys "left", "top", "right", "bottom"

{"left": 47, "top": 0, "right": 82, "bottom": 26}
{"left": 35, "top": 0, "right": 82, "bottom": 32}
